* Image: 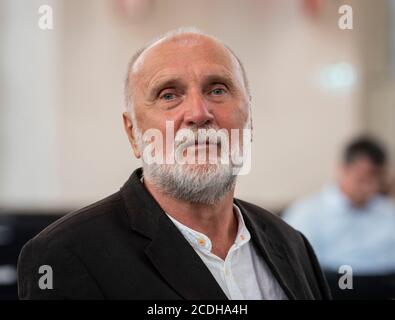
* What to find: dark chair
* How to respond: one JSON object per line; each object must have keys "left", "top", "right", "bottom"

{"left": 325, "top": 270, "right": 395, "bottom": 300}
{"left": 0, "top": 212, "right": 64, "bottom": 300}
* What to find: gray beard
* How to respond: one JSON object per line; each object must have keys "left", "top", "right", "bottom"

{"left": 143, "top": 163, "right": 237, "bottom": 205}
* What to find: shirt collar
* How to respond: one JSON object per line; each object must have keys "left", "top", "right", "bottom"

{"left": 166, "top": 204, "right": 251, "bottom": 254}
{"left": 141, "top": 173, "right": 251, "bottom": 252}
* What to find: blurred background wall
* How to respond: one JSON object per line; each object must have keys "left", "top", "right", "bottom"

{"left": 0, "top": 0, "right": 394, "bottom": 212}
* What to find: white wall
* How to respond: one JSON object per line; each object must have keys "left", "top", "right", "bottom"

{"left": 0, "top": 0, "right": 62, "bottom": 208}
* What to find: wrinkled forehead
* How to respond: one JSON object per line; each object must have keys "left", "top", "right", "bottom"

{"left": 131, "top": 35, "right": 243, "bottom": 87}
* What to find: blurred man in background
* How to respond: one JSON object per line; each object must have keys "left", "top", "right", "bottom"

{"left": 283, "top": 137, "right": 395, "bottom": 298}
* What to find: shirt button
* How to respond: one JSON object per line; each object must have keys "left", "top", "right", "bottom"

{"left": 240, "top": 234, "right": 245, "bottom": 240}
{"left": 198, "top": 238, "right": 206, "bottom": 247}
{"left": 224, "top": 268, "right": 229, "bottom": 276}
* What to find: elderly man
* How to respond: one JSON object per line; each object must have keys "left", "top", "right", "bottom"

{"left": 17, "top": 28, "right": 330, "bottom": 300}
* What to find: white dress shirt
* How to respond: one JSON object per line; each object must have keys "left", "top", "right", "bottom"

{"left": 165, "top": 205, "right": 287, "bottom": 300}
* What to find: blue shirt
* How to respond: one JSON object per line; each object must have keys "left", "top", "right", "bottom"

{"left": 283, "top": 184, "right": 395, "bottom": 275}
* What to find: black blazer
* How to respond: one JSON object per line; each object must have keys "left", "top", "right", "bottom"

{"left": 17, "top": 168, "right": 331, "bottom": 300}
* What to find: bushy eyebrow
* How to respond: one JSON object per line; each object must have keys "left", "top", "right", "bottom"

{"left": 201, "top": 74, "right": 236, "bottom": 90}
{"left": 148, "top": 78, "right": 185, "bottom": 99}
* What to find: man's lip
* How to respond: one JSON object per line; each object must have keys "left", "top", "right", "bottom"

{"left": 179, "top": 140, "right": 220, "bottom": 147}
{"left": 192, "top": 142, "right": 219, "bottom": 147}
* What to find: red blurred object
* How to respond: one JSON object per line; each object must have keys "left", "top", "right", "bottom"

{"left": 113, "top": 0, "right": 154, "bottom": 20}
{"left": 302, "top": 0, "right": 324, "bottom": 16}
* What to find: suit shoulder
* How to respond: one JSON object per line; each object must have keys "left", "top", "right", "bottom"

{"left": 30, "top": 192, "right": 124, "bottom": 246}
{"left": 17, "top": 192, "right": 124, "bottom": 298}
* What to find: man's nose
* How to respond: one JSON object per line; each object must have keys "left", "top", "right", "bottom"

{"left": 183, "top": 91, "right": 214, "bottom": 127}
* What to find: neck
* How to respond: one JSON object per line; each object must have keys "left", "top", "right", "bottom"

{"left": 338, "top": 180, "right": 368, "bottom": 208}
{"left": 143, "top": 177, "right": 238, "bottom": 260}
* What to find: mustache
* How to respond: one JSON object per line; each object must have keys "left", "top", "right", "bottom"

{"left": 174, "top": 127, "right": 223, "bottom": 149}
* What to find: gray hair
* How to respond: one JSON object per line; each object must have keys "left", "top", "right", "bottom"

{"left": 123, "top": 27, "right": 251, "bottom": 122}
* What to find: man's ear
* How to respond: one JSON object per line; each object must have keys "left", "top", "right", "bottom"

{"left": 122, "top": 112, "right": 141, "bottom": 158}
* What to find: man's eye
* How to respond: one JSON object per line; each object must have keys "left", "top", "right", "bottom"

{"left": 160, "top": 92, "right": 176, "bottom": 101}
{"left": 210, "top": 88, "right": 226, "bottom": 96}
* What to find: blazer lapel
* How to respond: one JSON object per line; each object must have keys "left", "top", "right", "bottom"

{"left": 235, "top": 199, "right": 310, "bottom": 300}
{"left": 145, "top": 214, "right": 228, "bottom": 300}
{"left": 120, "top": 168, "right": 228, "bottom": 300}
